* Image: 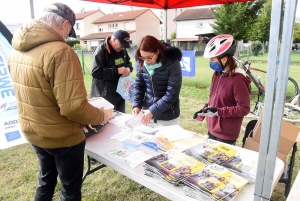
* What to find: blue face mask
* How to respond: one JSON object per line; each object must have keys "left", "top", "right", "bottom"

{"left": 209, "top": 61, "right": 223, "bottom": 72}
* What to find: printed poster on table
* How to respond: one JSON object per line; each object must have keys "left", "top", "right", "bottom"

{"left": 0, "top": 32, "right": 26, "bottom": 149}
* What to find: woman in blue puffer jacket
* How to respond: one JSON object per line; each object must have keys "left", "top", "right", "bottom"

{"left": 132, "top": 35, "right": 182, "bottom": 126}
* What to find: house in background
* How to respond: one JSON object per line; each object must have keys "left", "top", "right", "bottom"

{"left": 172, "top": 8, "right": 215, "bottom": 50}
{"left": 157, "top": 8, "right": 186, "bottom": 40}
{"left": 80, "top": 9, "right": 161, "bottom": 51}
{"left": 74, "top": 7, "right": 105, "bottom": 39}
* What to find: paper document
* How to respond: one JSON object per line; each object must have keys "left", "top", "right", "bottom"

{"left": 125, "top": 112, "right": 162, "bottom": 134}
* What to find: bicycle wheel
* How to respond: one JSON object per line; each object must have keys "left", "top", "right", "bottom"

{"left": 285, "top": 77, "right": 299, "bottom": 102}
{"left": 283, "top": 103, "right": 300, "bottom": 123}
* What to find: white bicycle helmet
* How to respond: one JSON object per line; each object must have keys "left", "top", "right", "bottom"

{"left": 204, "top": 34, "right": 236, "bottom": 59}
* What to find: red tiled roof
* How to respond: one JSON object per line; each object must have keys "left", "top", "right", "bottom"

{"left": 93, "top": 9, "right": 150, "bottom": 24}
{"left": 80, "top": 30, "right": 136, "bottom": 40}
{"left": 174, "top": 8, "right": 213, "bottom": 21}
{"left": 75, "top": 10, "right": 103, "bottom": 20}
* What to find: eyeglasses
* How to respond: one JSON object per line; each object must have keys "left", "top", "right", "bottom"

{"left": 139, "top": 53, "right": 155, "bottom": 61}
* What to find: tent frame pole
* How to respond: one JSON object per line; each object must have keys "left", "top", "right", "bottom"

{"left": 254, "top": 0, "right": 298, "bottom": 199}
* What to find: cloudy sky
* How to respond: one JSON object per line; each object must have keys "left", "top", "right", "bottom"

{"left": 0, "top": 0, "right": 299, "bottom": 24}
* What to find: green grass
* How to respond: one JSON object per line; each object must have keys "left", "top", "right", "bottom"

{"left": 1, "top": 53, "right": 300, "bottom": 201}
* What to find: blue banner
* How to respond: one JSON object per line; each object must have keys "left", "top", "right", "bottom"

{"left": 0, "top": 32, "right": 26, "bottom": 149}
{"left": 180, "top": 51, "right": 195, "bottom": 77}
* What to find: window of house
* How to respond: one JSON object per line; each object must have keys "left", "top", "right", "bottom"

{"left": 108, "top": 24, "right": 111, "bottom": 28}
{"left": 84, "top": 41, "right": 87, "bottom": 45}
{"left": 124, "top": 22, "right": 129, "bottom": 30}
{"left": 115, "top": 24, "right": 118, "bottom": 28}
{"left": 99, "top": 25, "right": 103, "bottom": 32}
{"left": 112, "top": 24, "right": 114, "bottom": 28}
{"left": 196, "top": 22, "right": 203, "bottom": 28}
{"left": 76, "top": 23, "right": 80, "bottom": 30}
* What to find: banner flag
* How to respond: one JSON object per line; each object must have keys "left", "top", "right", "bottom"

{"left": 0, "top": 32, "right": 27, "bottom": 149}
{"left": 180, "top": 51, "right": 195, "bottom": 77}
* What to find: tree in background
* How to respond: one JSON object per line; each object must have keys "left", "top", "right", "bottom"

{"left": 170, "top": 31, "right": 176, "bottom": 40}
{"left": 293, "top": 22, "right": 300, "bottom": 43}
{"left": 248, "top": 0, "right": 271, "bottom": 43}
{"left": 211, "top": 1, "right": 266, "bottom": 41}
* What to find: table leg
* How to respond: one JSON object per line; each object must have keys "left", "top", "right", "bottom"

{"left": 82, "top": 155, "right": 106, "bottom": 182}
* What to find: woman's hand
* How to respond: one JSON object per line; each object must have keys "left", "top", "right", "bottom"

{"left": 141, "top": 110, "right": 153, "bottom": 125}
{"left": 132, "top": 107, "right": 141, "bottom": 116}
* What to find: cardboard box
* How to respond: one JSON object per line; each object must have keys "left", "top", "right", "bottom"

{"left": 244, "top": 114, "right": 300, "bottom": 162}
{"left": 88, "top": 97, "right": 114, "bottom": 119}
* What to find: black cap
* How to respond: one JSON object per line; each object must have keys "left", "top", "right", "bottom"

{"left": 44, "top": 3, "right": 76, "bottom": 38}
{"left": 113, "top": 30, "right": 131, "bottom": 48}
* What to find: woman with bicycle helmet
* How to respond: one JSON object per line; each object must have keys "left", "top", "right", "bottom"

{"left": 193, "top": 34, "right": 251, "bottom": 145}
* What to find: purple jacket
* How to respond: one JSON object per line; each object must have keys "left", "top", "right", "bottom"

{"left": 206, "top": 68, "right": 251, "bottom": 140}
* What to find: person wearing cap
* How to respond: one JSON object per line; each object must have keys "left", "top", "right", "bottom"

{"left": 90, "top": 30, "right": 133, "bottom": 113}
{"left": 193, "top": 34, "right": 251, "bottom": 145}
{"left": 8, "top": 3, "right": 110, "bottom": 201}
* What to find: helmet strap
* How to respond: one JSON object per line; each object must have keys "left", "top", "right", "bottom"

{"left": 217, "top": 55, "right": 231, "bottom": 70}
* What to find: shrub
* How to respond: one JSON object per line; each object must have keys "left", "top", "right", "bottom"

{"left": 251, "top": 41, "right": 263, "bottom": 56}
{"left": 73, "top": 43, "right": 87, "bottom": 51}
{"left": 65, "top": 39, "right": 80, "bottom": 47}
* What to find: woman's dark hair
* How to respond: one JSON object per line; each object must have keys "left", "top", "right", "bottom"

{"left": 135, "top": 35, "right": 166, "bottom": 70}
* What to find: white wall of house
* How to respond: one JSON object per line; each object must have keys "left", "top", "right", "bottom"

{"left": 74, "top": 19, "right": 84, "bottom": 38}
{"left": 176, "top": 19, "right": 214, "bottom": 38}
{"left": 135, "top": 10, "right": 160, "bottom": 45}
{"left": 84, "top": 11, "right": 105, "bottom": 35}
{"left": 94, "top": 20, "right": 136, "bottom": 33}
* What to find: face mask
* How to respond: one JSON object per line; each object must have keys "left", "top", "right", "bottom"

{"left": 209, "top": 61, "right": 223, "bottom": 72}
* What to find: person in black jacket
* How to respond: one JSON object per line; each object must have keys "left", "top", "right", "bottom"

{"left": 90, "top": 30, "right": 133, "bottom": 112}
{"left": 132, "top": 35, "right": 182, "bottom": 126}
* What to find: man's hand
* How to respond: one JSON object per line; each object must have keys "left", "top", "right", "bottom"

{"left": 141, "top": 109, "right": 153, "bottom": 125}
{"left": 99, "top": 107, "right": 110, "bottom": 125}
{"left": 118, "top": 67, "right": 130, "bottom": 77}
{"left": 132, "top": 107, "right": 141, "bottom": 116}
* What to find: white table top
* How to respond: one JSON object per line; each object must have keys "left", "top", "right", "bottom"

{"left": 85, "top": 123, "right": 284, "bottom": 201}
{"left": 286, "top": 171, "right": 300, "bottom": 201}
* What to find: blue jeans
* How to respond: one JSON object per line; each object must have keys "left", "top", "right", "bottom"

{"left": 32, "top": 140, "right": 86, "bottom": 201}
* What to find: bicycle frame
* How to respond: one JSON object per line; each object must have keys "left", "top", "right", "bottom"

{"left": 236, "top": 59, "right": 265, "bottom": 110}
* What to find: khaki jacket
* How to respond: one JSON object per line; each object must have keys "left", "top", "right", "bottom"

{"left": 8, "top": 20, "right": 104, "bottom": 148}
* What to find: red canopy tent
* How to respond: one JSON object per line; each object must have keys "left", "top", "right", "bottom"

{"left": 84, "top": 0, "right": 252, "bottom": 9}
{"left": 84, "top": 0, "right": 253, "bottom": 41}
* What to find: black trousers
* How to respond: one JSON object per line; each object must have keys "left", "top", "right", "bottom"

{"left": 32, "top": 140, "right": 86, "bottom": 201}
{"left": 208, "top": 132, "right": 236, "bottom": 145}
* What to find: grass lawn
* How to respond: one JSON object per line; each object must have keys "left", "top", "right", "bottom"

{"left": 0, "top": 53, "right": 300, "bottom": 201}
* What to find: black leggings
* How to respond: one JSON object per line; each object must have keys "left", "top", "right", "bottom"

{"left": 208, "top": 132, "right": 236, "bottom": 145}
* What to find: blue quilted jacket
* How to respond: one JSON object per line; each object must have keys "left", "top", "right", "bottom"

{"left": 132, "top": 47, "right": 182, "bottom": 121}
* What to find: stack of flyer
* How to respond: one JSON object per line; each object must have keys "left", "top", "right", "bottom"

{"left": 221, "top": 152, "right": 258, "bottom": 183}
{"left": 182, "top": 164, "right": 248, "bottom": 201}
{"left": 143, "top": 151, "right": 207, "bottom": 185}
{"left": 183, "top": 139, "right": 238, "bottom": 165}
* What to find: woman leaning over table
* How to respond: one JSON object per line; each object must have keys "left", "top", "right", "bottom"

{"left": 193, "top": 34, "right": 251, "bottom": 145}
{"left": 132, "top": 35, "right": 182, "bottom": 126}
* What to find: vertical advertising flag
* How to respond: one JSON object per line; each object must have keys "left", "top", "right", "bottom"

{"left": 180, "top": 51, "right": 195, "bottom": 77}
{"left": 0, "top": 32, "right": 27, "bottom": 149}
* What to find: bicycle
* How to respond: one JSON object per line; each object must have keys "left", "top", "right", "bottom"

{"left": 239, "top": 59, "right": 299, "bottom": 103}
{"left": 235, "top": 58, "right": 300, "bottom": 123}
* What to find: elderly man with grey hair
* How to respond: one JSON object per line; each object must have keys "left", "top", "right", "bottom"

{"left": 8, "top": 3, "right": 110, "bottom": 201}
